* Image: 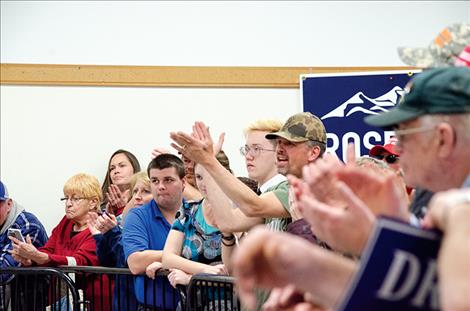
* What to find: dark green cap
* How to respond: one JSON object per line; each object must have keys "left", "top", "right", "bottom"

{"left": 365, "top": 67, "right": 470, "bottom": 128}
{"left": 265, "top": 112, "right": 327, "bottom": 144}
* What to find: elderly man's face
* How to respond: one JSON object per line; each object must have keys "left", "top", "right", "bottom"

{"left": 394, "top": 118, "right": 437, "bottom": 189}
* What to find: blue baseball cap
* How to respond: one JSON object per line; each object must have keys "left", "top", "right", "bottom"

{"left": 0, "top": 181, "right": 10, "bottom": 201}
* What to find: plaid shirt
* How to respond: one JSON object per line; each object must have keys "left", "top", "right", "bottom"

{"left": 0, "top": 211, "right": 48, "bottom": 283}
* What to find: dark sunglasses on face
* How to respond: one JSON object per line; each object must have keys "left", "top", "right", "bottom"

{"left": 373, "top": 154, "right": 399, "bottom": 164}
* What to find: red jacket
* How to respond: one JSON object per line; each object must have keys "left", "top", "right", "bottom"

{"left": 40, "top": 216, "right": 112, "bottom": 311}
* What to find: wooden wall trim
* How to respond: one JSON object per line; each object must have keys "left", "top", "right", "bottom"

{"left": 0, "top": 63, "right": 417, "bottom": 88}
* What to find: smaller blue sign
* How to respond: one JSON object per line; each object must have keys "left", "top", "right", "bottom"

{"left": 338, "top": 217, "right": 442, "bottom": 311}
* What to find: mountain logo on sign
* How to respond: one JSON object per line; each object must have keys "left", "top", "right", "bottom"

{"left": 321, "top": 86, "right": 404, "bottom": 120}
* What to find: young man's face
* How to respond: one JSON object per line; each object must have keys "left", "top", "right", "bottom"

{"left": 243, "top": 130, "right": 277, "bottom": 184}
{"left": 275, "top": 138, "right": 313, "bottom": 178}
{"left": 149, "top": 167, "right": 184, "bottom": 210}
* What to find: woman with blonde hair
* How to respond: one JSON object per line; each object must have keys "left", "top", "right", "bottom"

{"left": 11, "top": 173, "right": 111, "bottom": 311}
{"left": 88, "top": 171, "right": 153, "bottom": 311}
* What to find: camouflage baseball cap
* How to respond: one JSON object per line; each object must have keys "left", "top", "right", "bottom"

{"left": 265, "top": 112, "right": 327, "bottom": 144}
{"left": 398, "top": 23, "right": 470, "bottom": 67}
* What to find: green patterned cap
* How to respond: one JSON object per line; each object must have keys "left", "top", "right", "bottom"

{"left": 265, "top": 112, "right": 327, "bottom": 144}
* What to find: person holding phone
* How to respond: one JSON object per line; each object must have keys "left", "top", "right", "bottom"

{"left": 0, "top": 180, "right": 48, "bottom": 310}
{"left": 0, "top": 180, "right": 48, "bottom": 281}
{"left": 10, "top": 174, "right": 112, "bottom": 311}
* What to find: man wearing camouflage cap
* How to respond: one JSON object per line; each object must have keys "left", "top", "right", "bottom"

{"left": 266, "top": 112, "right": 327, "bottom": 179}
{"left": 170, "top": 113, "right": 327, "bottom": 223}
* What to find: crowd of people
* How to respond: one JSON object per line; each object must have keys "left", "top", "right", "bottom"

{"left": 1, "top": 23, "right": 469, "bottom": 311}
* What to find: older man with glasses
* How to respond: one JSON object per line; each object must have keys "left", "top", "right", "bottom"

{"left": 232, "top": 67, "right": 470, "bottom": 311}
{"left": 369, "top": 136, "right": 432, "bottom": 218}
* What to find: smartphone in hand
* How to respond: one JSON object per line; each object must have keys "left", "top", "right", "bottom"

{"left": 8, "top": 228, "right": 25, "bottom": 243}
{"left": 97, "top": 210, "right": 110, "bottom": 217}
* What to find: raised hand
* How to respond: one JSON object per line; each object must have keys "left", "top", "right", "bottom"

{"left": 233, "top": 228, "right": 312, "bottom": 309}
{"left": 297, "top": 181, "right": 375, "bottom": 255}
{"left": 95, "top": 212, "right": 118, "bottom": 234}
{"left": 170, "top": 121, "right": 215, "bottom": 165}
{"left": 300, "top": 143, "right": 357, "bottom": 206}
{"left": 192, "top": 122, "right": 226, "bottom": 155}
{"left": 335, "top": 166, "right": 409, "bottom": 220}
{"left": 232, "top": 226, "right": 356, "bottom": 310}
{"left": 151, "top": 147, "right": 171, "bottom": 159}
{"left": 301, "top": 153, "right": 345, "bottom": 206}
{"left": 106, "top": 184, "right": 129, "bottom": 214}
{"left": 86, "top": 212, "right": 101, "bottom": 235}
{"left": 263, "top": 285, "right": 305, "bottom": 311}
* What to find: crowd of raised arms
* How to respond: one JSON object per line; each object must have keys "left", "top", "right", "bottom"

{"left": 1, "top": 24, "right": 470, "bottom": 311}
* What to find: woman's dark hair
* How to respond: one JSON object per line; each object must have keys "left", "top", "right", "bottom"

{"left": 215, "top": 150, "right": 232, "bottom": 174}
{"left": 101, "top": 149, "right": 141, "bottom": 205}
{"left": 238, "top": 177, "right": 259, "bottom": 194}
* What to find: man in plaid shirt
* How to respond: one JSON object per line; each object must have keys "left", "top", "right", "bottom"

{"left": 0, "top": 180, "right": 48, "bottom": 309}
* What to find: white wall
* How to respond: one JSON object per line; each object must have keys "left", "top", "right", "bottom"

{"left": 0, "top": 85, "right": 300, "bottom": 232}
{"left": 2, "top": 1, "right": 469, "bottom": 66}
{"left": 1, "top": 1, "right": 469, "bottom": 233}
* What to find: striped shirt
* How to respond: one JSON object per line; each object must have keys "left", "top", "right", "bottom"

{"left": 0, "top": 211, "right": 48, "bottom": 282}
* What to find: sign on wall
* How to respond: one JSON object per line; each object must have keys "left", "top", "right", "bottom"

{"left": 301, "top": 70, "right": 421, "bottom": 161}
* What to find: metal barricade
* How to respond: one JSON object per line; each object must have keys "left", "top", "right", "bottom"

{"left": 1, "top": 267, "right": 238, "bottom": 310}
{"left": 186, "top": 274, "right": 240, "bottom": 311}
{"left": 59, "top": 266, "right": 181, "bottom": 311}
{"left": 0, "top": 267, "right": 80, "bottom": 311}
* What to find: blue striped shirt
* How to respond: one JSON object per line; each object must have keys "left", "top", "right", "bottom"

{"left": 0, "top": 211, "right": 48, "bottom": 282}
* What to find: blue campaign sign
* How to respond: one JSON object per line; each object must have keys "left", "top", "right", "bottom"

{"left": 338, "top": 217, "right": 442, "bottom": 311}
{"left": 301, "top": 71, "right": 421, "bottom": 161}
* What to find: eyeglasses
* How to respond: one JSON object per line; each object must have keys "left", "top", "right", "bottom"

{"left": 394, "top": 125, "right": 436, "bottom": 144}
{"left": 372, "top": 154, "right": 399, "bottom": 164}
{"left": 239, "top": 145, "right": 275, "bottom": 157}
{"left": 60, "top": 197, "right": 86, "bottom": 204}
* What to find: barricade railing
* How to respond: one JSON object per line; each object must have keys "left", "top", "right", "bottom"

{"left": 1, "top": 267, "right": 240, "bottom": 311}
{"left": 186, "top": 274, "right": 240, "bottom": 311}
{"left": 58, "top": 266, "right": 180, "bottom": 311}
{"left": 0, "top": 267, "right": 80, "bottom": 311}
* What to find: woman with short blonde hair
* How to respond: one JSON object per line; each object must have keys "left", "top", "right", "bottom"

{"left": 11, "top": 173, "right": 111, "bottom": 311}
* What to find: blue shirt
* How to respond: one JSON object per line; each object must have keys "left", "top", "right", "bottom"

{"left": 123, "top": 199, "right": 181, "bottom": 309}
{"left": 1, "top": 210, "right": 48, "bottom": 282}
